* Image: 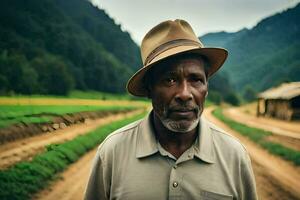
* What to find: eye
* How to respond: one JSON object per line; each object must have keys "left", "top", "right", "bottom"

{"left": 166, "top": 77, "right": 176, "bottom": 83}
{"left": 190, "top": 76, "right": 205, "bottom": 84}
{"left": 162, "top": 76, "right": 177, "bottom": 85}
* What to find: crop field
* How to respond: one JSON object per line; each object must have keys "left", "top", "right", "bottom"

{"left": 0, "top": 94, "right": 149, "bottom": 129}
{"left": 0, "top": 104, "right": 138, "bottom": 129}
{"left": 0, "top": 111, "right": 147, "bottom": 200}
{"left": 0, "top": 93, "right": 148, "bottom": 199}
{"left": 1, "top": 96, "right": 299, "bottom": 200}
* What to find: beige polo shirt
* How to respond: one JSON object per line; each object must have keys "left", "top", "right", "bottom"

{"left": 84, "top": 112, "right": 258, "bottom": 200}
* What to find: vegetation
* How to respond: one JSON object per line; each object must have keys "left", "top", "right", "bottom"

{"left": 0, "top": 104, "right": 137, "bottom": 129}
{"left": 242, "top": 85, "right": 257, "bottom": 102}
{"left": 213, "top": 107, "right": 300, "bottom": 165}
{"left": 201, "top": 3, "right": 300, "bottom": 93}
{"left": 0, "top": 0, "right": 140, "bottom": 95}
{"left": 0, "top": 111, "right": 146, "bottom": 200}
{"left": 68, "top": 90, "right": 132, "bottom": 100}
{"left": 207, "top": 72, "right": 241, "bottom": 105}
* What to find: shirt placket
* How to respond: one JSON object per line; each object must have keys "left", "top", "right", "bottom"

{"left": 168, "top": 147, "right": 195, "bottom": 200}
{"left": 168, "top": 162, "right": 182, "bottom": 200}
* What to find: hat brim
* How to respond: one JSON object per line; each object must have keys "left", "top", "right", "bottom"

{"left": 127, "top": 45, "right": 228, "bottom": 97}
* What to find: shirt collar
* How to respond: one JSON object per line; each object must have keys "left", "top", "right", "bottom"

{"left": 194, "top": 117, "right": 216, "bottom": 163}
{"left": 135, "top": 111, "right": 215, "bottom": 164}
{"left": 135, "top": 112, "right": 158, "bottom": 158}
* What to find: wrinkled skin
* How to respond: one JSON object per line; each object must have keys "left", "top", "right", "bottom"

{"left": 149, "top": 57, "right": 208, "bottom": 134}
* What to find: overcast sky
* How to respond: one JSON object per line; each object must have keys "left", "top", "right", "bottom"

{"left": 91, "top": 0, "right": 300, "bottom": 44}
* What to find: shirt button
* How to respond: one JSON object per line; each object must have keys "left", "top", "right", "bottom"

{"left": 173, "top": 181, "right": 178, "bottom": 188}
{"left": 173, "top": 165, "right": 177, "bottom": 169}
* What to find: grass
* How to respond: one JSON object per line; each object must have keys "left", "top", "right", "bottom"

{"left": 0, "top": 90, "right": 129, "bottom": 100}
{"left": 0, "top": 90, "right": 150, "bottom": 101}
{"left": 0, "top": 105, "right": 138, "bottom": 128}
{"left": 68, "top": 90, "right": 131, "bottom": 100}
{"left": 0, "top": 111, "right": 147, "bottom": 200}
{"left": 213, "top": 107, "right": 300, "bottom": 166}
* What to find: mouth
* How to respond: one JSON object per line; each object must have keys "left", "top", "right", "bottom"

{"left": 169, "top": 109, "right": 196, "bottom": 119}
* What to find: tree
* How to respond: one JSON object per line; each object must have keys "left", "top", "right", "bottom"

{"left": 207, "top": 91, "right": 222, "bottom": 105}
{"left": 224, "top": 92, "right": 240, "bottom": 106}
{"left": 243, "top": 85, "right": 257, "bottom": 102}
{"left": 31, "top": 54, "right": 74, "bottom": 95}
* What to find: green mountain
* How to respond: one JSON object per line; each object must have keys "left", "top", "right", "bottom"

{"left": 0, "top": 0, "right": 141, "bottom": 95}
{"left": 201, "top": 3, "right": 300, "bottom": 93}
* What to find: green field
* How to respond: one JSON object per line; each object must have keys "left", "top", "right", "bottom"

{"left": 0, "top": 91, "right": 149, "bottom": 129}
{"left": 0, "top": 105, "right": 138, "bottom": 129}
{"left": 0, "top": 111, "right": 147, "bottom": 200}
{"left": 213, "top": 107, "right": 300, "bottom": 166}
{"left": 1, "top": 90, "right": 148, "bottom": 101}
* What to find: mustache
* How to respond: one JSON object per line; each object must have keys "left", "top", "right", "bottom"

{"left": 167, "top": 103, "right": 200, "bottom": 113}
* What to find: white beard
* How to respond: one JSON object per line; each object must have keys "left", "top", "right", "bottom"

{"left": 157, "top": 107, "right": 201, "bottom": 133}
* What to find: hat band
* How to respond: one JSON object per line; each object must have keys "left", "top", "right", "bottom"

{"left": 144, "top": 39, "right": 202, "bottom": 65}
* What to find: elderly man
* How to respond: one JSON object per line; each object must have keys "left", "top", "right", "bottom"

{"left": 84, "top": 19, "right": 258, "bottom": 200}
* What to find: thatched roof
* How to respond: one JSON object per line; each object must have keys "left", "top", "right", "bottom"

{"left": 258, "top": 82, "right": 300, "bottom": 100}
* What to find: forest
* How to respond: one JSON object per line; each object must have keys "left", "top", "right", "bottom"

{"left": 0, "top": 0, "right": 140, "bottom": 95}
{"left": 201, "top": 3, "right": 300, "bottom": 101}
{"left": 0, "top": 0, "right": 299, "bottom": 105}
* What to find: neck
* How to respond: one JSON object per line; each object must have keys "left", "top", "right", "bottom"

{"left": 152, "top": 112, "right": 198, "bottom": 159}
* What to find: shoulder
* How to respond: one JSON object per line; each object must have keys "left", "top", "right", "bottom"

{"left": 205, "top": 119, "right": 248, "bottom": 156}
{"left": 98, "top": 118, "right": 143, "bottom": 153}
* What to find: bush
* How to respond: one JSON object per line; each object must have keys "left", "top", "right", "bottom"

{"left": 224, "top": 92, "right": 240, "bottom": 106}
{"left": 207, "top": 91, "right": 222, "bottom": 105}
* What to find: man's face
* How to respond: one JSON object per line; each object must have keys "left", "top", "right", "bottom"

{"left": 149, "top": 57, "right": 208, "bottom": 133}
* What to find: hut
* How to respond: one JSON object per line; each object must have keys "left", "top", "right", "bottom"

{"left": 257, "top": 82, "right": 300, "bottom": 121}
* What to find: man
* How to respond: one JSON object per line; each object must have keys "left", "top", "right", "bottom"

{"left": 85, "top": 19, "right": 258, "bottom": 200}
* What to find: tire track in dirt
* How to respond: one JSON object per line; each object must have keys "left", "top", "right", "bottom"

{"left": 0, "top": 109, "right": 144, "bottom": 169}
{"left": 204, "top": 107, "right": 300, "bottom": 200}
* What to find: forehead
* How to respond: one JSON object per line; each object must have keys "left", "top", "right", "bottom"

{"left": 151, "top": 56, "right": 206, "bottom": 76}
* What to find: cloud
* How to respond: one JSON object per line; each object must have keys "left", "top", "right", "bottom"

{"left": 91, "top": 0, "right": 300, "bottom": 44}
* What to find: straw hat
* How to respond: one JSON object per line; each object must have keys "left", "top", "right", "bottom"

{"left": 127, "top": 19, "right": 228, "bottom": 97}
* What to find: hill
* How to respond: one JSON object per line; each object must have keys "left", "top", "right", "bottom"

{"left": 201, "top": 3, "right": 300, "bottom": 94}
{"left": 0, "top": 0, "right": 141, "bottom": 95}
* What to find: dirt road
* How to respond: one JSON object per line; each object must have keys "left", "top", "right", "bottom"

{"left": 204, "top": 107, "right": 300, "bottom": 200}
{"left": 0, "top": 109, "right": 143, "bottom": 169}
{"left": 224, "top": 107, "right": 300, "bottom": 139}
{"left": 33, "top": 148, "right": 97, "bottom": 200}
{"left": 33, "top": 107, "right": 300, "bottom": 200}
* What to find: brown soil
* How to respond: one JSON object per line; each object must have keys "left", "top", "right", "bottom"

{"left": 204, "top": 107, "right": 300, "bottom": 200}
{"left": 266, "top": 135, "right": 300, "bottom": 151}
{"left": 33, "top": 107, "right": 300, "bottom": 200}
{"left": 252, "top": 160, "right": 297, "bottom": 200}
{"left": 229, "top": 104, "right": 300, "bottom": 137}
{"left": 33, "top": 148, "right": 97, "bottom": 200}
{"left": 0, "top": 109, "right": 132, "bottom": 145}
{"left": 0, "top": 109, "right": 144, "bottom": 170}
{"left": 223, "top": 106, "right": 300, "bottom": 151}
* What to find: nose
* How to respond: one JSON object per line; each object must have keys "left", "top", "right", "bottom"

{"left": 175, "top": 80, "right": 192, "bottom": 103}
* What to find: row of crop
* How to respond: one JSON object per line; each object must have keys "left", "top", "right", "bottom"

{"left": 0, "top": 111, "right": 146, "bottom": 200}
{"left": 212, "top": 107, "right": 300, "bottom": 166}
{"left": 0, "top": 105, "right": 137, "bottom": 128}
